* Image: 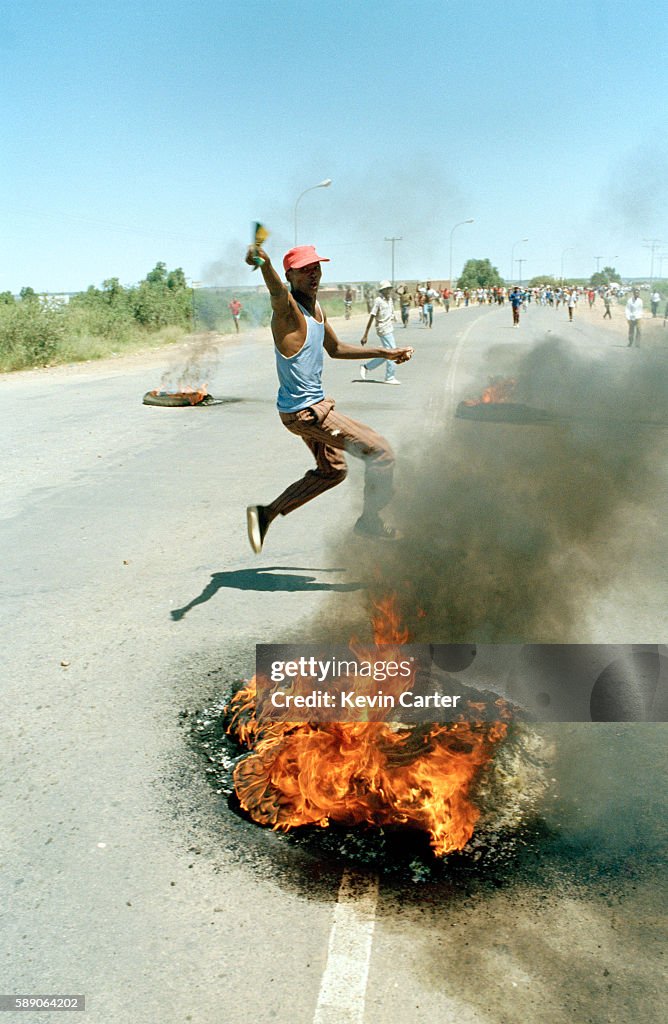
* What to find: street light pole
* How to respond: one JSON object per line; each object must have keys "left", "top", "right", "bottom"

{"left": 449, "top": 219, "right": 474, "bottom": 293}
{"left": 510, "top": 238, "right": 528, "bottom": 284}
{"left": 293, "top": 178, "right": 332, "bottom": 246}
{"left": 384, "top": 236, "right": 402, "bottom": 289}
{"left": 560, "top": 247, "right": 574, "bottom": 286}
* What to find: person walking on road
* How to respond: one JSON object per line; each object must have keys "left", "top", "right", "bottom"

{"left": 396, "top": 284, "right": 412, "bottom": 327}
{"left": 421, "top": 282, "right": 439, "bottom": 328}
{"left": 603, "top": 289, "right": 613, "bottom": 319}
{"left": 567, "top": 289, "right": 578, "bottom": 322}
{"left": 509, "top": 286, "right": 523, "bottom": 326}
{"left": 228, "top": 297, "right": 243, "bottom": 333}
{"left": 244, "top": 245, "right": 414, "bottom": 553}
{"left": 626, "top": 287, "right": 643, "bottom": 347}
{"left": 359, "top": 281, "right": 402, "bottom": 384}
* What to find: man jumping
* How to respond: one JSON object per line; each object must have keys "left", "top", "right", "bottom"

{"left": 244, "top": 243, "right": 414, "bottom": 553}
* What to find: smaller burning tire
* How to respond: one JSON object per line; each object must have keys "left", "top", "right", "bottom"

{"left": 143, "top": 391, "right": 215, "bottom": 407}
{"left": 456, "top": 401, "right": 552, "bottom": 424}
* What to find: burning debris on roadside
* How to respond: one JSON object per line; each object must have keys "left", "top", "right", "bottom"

{"left": 143, "top": 333, "right": 224, "bottom": 406}
{"left": 143, "top": 386, "right": 221, "bottom": 407}
{"left": 456, "top": 376, "right": 552, "bottom": 423}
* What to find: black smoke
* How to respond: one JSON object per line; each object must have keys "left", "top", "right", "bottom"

{"left": 324, "top": 337, "right": 667, "bottom": 644}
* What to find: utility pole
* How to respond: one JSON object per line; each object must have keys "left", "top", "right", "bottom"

{"left": 560, "top": 247, "right": 574, "bottom": 286}
{"left": 510, "top": 238, "right": 528, "bottom": 283}
{"left": 657, "top": 253, "right": 668, "bottom": 280}
{"left": 642, "top": 238, "right": 662, "bottom": 292}
{"left": 188, "top": 279, "right": 202, "bottom": 332}
{"left": 384, "top": 236, "right": 402, "bottom": 289}
{"left": 516, "top": 258, "right": 526, "bottom": 287}
{"left": 594, "top": 256, "right": 603, "bottom": 275}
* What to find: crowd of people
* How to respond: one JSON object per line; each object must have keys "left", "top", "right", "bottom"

{"left": 381, "top": 281, "right": 666, "bottom": 336}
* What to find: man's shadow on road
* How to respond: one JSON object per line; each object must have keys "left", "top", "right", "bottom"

{"left": 171, "top": 566, "right": 364, "bottom": 620}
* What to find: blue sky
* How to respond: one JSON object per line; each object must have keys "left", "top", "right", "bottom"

{"left": 2, "top": 0, "right": 667, "bottom": 292}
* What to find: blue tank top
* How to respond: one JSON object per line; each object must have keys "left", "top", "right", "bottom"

{"left": 275, "top": 301, "right": 326, "bottom": 412}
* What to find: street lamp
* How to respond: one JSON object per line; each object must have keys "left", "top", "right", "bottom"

{"left": 293, "top": 178, "right": 332, "bottom": 246}
{"left": 384, "top": 236, "right": 402, "bottom": 289}
{"left": 510, "top": 238, "right": 528, "bottom": 283}
{"left": 560, "top": 247, "right": 574, "bottom": 285}
{"left": 449, "top": 219, "right": 474, "bottom": 292}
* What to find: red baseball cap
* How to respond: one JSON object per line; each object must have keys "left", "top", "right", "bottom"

{"left": 282, "top": 245, "right": 330, "bottom": 271}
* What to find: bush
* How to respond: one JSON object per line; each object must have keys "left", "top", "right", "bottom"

{"left": 0, "top": 299, "right": 66, "bottom": 370}
{"left": 0, "top": 262, "right": 194, "bottom": 371}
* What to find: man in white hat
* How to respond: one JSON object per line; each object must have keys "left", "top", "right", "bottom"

{"left": 358, "top": 281, "right": 401, "bottom": 384}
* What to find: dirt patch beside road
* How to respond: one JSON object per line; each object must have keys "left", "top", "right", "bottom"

{"left": 577, "top": 299, "right": 668, "bottom": 349}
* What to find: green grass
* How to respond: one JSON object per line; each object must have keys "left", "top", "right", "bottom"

{"left": 0, "top": 302, "right": 186, "bottom": 373}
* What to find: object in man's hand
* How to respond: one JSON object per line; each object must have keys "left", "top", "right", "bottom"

{"left": 252, "top": 222, "right": 269, "bottom": 268}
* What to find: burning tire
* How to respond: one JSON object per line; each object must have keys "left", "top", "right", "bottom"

{"left": 456, "top": 401, "right": 552, "bottom": 424}
{"left": 143, "top": 390, "right": 220, "bottom": 407}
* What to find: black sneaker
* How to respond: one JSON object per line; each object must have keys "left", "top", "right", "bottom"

{"left": 353, "top": 516, "right": 401, "bottom": 540}
{"left": 247, "top": 505, "right": 270, "bottom": 553}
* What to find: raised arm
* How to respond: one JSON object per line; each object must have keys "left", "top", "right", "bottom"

{"left": 245, "top": 245, "right": 291, "bottom": 317}
{"left": 244, "top": 245, "right": 307, "bottom": 355}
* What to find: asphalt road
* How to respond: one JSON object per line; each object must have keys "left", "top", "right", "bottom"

{"left": 1, "top": 301, "right": 666, "bottom": 1023}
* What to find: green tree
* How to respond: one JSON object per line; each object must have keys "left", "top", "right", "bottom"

{"left": 19, "top": 286, "right": 39, "bottom": 303}
{"left": 102, "top": 277, "right": 126, "bottom": 301}
{"left": 129, "top": 264, "right": 191, "bottom": 329}
{"left": 0, "top": 291, "right": 15, "bottom": 305}
{"left": 590, "top": 266, "right": 621, "bottom": 288}
{"left": 457, "top": 258, "right": 504, "bottom": 290}
{"left": 166, "top": 267, "right": 187, "bottom": 291}
{"left": 145, "top": 262, "right": 168, "bottom": 285}
{"left": 528, "top": 275, "right": 559, "bottom": 288}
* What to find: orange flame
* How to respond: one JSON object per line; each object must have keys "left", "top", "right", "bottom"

{"left": 226, "top": 596, "right": 509, "bottom": 857}
{"left": 463, "top": 377, "right": 516, "bottom": 406}
{"left": 149, "top": 384, "right": 209, "bottom": 405}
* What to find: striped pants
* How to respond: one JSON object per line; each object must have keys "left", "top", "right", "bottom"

{"left": 266, "top": 396, "right": 394, "bottom": 521}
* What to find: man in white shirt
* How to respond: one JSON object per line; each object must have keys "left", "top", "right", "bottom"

{"left": 625, "top": 288, "right": 643, "bottom": 347}
{"left": 421, "top": 281, "right": 440, "bottom": 328}
{"left": 359, "top": 281, "right": 401, "bottom": 384}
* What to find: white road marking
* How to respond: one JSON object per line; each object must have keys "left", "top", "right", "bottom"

{"left": 444, "top": 312, "right": 493, "bottom": 414}
{"left": 430, "top": 311, "right": 494, "bottom": 432}
{"left": 312, "top": 869, "right": 379, "bottom": 1024}
{"left": 313, "top": 311, "right": 494, "bottom": 1024}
